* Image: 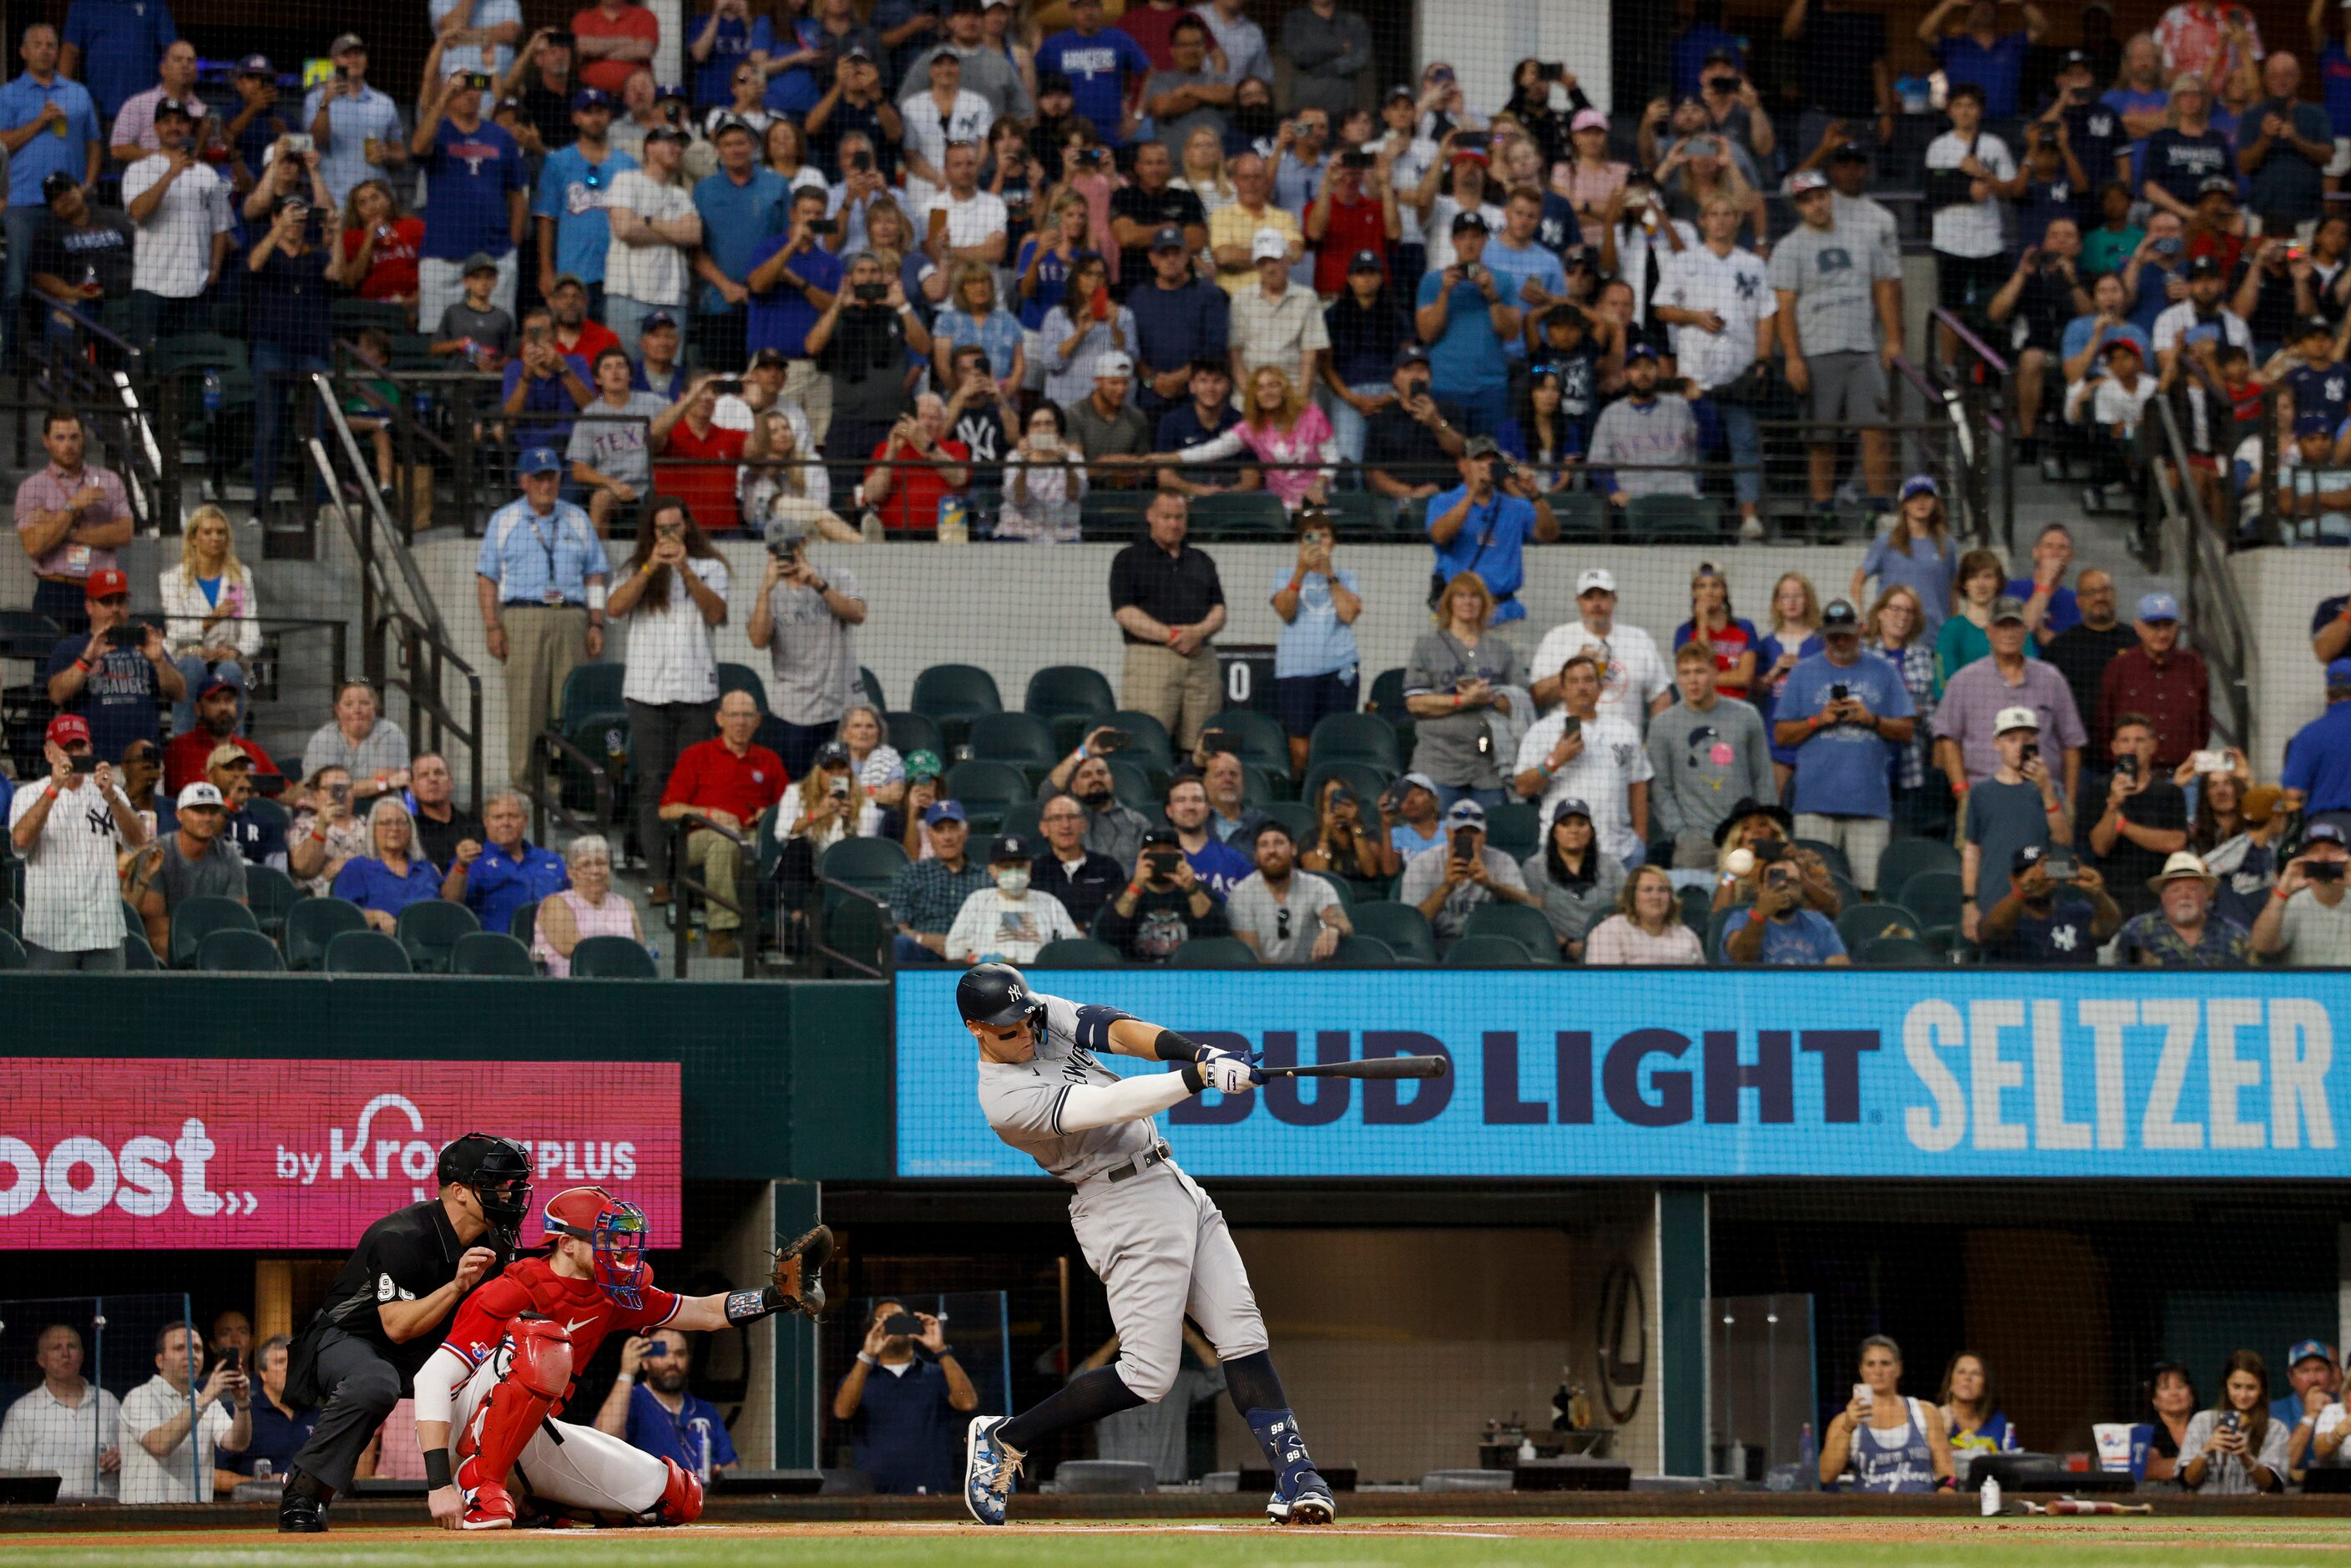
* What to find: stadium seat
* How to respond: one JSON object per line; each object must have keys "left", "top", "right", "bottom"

{"left": 910, "top": 663, "right": 1004, "bottom": 754}
{"left": 451, "top": 930, "right": 538, "bottom": 976}
{"left": 1443, "top": 934, "right": 1539, "bottom": 967}
{"left": 1461, "top": 902, "right": 1561, "bottom": 962}
{"left": 1168, "top": 936, "right": 1257, "bottom": 967}
{"left": 195, "top": 928, "right": 285, "bottom": 973}
{"left": 571, "top": 935, "right": 660, "bottom": 978}
{"left": 718, "top": 662, "right": 771, "bottom": 712}
{"left": 821, "top": 837, "right": 909, "bottom": 898}
{"left": 1261, "top": 800, "right": 1318, "bottom": 843}
{"left": 997, "top": 801, "right": 1044, "bottom": 847}
{"left": 122, "top": 932, "right": 159, "bottom": 970}
{"left": 1239, "top": 762, "right": 1288, "bottom": 806}
{"left": 967, "top": 711, "right": 1059, "bottom": 784}
{"left": 1307, "top": 712, "right": 1401, "bottom": 774}
{"left": 1108, "top": 759, "right": 1158, "bottom": 812}
{"left": 1105, "top": 711, "right": 1176, "bottom": 771}
{"left": 245, "top": 864, "right": 301, "bottom": 939}
{"left": 509, "top": 901, "right": 538, "bottom": 949}
{"left": 550, "top": 662, "right": 629, "bottom": 814}
{"left": 1860, "top": 935, "right": 1942, "bottom": 967}
{"left": 1624, "top": 493, "right": 1722, "bottom": 544}
{"left": 1705, "top": 906, "right": 1740, "bottom": 964}
{"left": 325, "top": 929, "right": 412, "bottom": 974}
{"left": 285, "top": 898, "right": 370, "bottom": 970}
{"left": 1187, "top": 489, "right": 1289, "bottom": 538}
{"left": 1838, "top": 903, "right": 1921, "bottom": 953}
{"left": 1348, "top": 901, "right": 1438, "bottom": 964}
{"left": 1327, "top": 933, "right": 1396, "bottom": 966}
{"left": 1679, "top": 883, "right": 1713, "bottom": 938}
{"left": 1034, "top": 936, "right": 1123, "bottom": 968}
{"left": 821, "top": 896, "right": 890, "bottom": 977}
{"left": 1205, "top": 708, "right": 1290, "bottom": 774}
{"left": 1893, "top": 871, "right": 1965, "bottom": 942}
{"left": 943, "top": 760, "right": 1031, "bottom": 832}
{"left": 1302, "top": 761, "right": 1390, "bottom": 813}
{"left": 167, "top": 895, "right": 259, "bottom": 969}
{"left": 0, "top": 898, "right": 19, "bottom": 938}
{"left": 1878, "top": 837, "right": 1962, "bottom": 902}
{"left": 1024, "top": 665, "right": 1118, "bottom": 753}
{"left": 1549, "top": 489, "right": 1606, "bottom": 541}
{"left": 1078, "top": 488, "right": 1153, "bottom": 537}
{"left": 1363, "top": 666, "right": 1416, "bottom": 761}
{"left": 396, "top": 899, "right": 481, "bottom": 974}
{"left": 883, "top": 710, "right": 945, "bottom": 764}
{"left": 1796, "top": 838, "right": 1853, "bottom": 886}
{"left": 1484, "top": 801, "right": 1540, "bottom": 860}
{"left": 0, "top": 929, "right": 23, "bottom": 970}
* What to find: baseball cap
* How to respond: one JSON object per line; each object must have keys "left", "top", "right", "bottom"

{"left": 643, "top": 124, "right": 691, "bottom": 146}
{"left": 1995, "top": 705, "right": 2040, "bottom": 735}
{"left": 2306, "top": 823, "right": 2348, "bottom": 848}
{"left": 41, "top": 170, "right": 78, "bottom": 202}
{"left": 1451, "top": 210, "right": 1489, "bottom": 235}
{"left": 1788, "top": 169, "right": 1830, "bottom": 194}
{"left": 1463, "top": 434, "right": 1501, "bottom": 458}
{"left": 272, "top": 191, "right": 311, "bottom": 219}
{"left": 1150, "top": 225, "right": 1186, "bottom": 252}
{"left": 2186, "top": 255, "right": 2222, "bottom": 279}
{"left": 329, "top": 33, "right": 366, "bottom": 54}
{"left": 749, "top": 346, "right": 790, "bottom": 368}
{"left": 1550, "top": 797, "right": 1592, "bottom": 824}
{"left": 1393, "top": 343, "right": 1431, "bottom": 369}
{"left": 1445, "top": 798, "right": 1487, "bottom": 827}
{"left": 154, "top": 97, "right": 194, "bottom": 121}
{"left": 923, "top": 799, "right": 968, "bottom": 826}
{"left": 2059, "top": 48, "right": 2092, "bottom": 68}
{"left": 1386, "top": 83, "right": 1417, "bottom": 103}
{"left": 990, "top": 832, "right": 1033, "bottom": 862}
{"left": 45, "top": 713, "right": 91, "bottom": 748}
{"left": 1703, "top": 46, "right": 1740, "bottom": 66}
{"left": 1251, "top": 227, "right": 1289, "bottom": 260}
{"left": 654, "top": 82, "right": 689, "bottom": 101}
{"left": 235, "top": 53, "right": 273, "bottom": 74}
{"left": 1570, "top": 108, "right": 1608, "bottom": 133}
{"left": 1989, "top": 594, "right": 2030, "bottom": 625}
{"left": 2012, "top": 842, "right": 2049, "bottom": 875}
{"left": 84, "top": 567, "right": 129, "bottom": 600}
{"left": 2300, "top": 313, "right": 2336, "bottom": 340}
{"left": 518, "top": 447, "right": 563, "bottom": 477}
{"left": 766, "top": 512, "right": 807, "bottom": 548}
{"left": 1577, "top": 568, "right": 1616, "bottom": 595}
{"left": 2137, "top": 591, "right": 2180, "bottom": 623}
{"left": 1899, "top": 473, "right": 1939, "bottom": 501}
{"left": 841, "top": 43, "right": 874, "bottom": 63}
{"left": 813, "top": 740, "right": 852, "bottom": 769}
{"left": 1347, "top": 248, "right": 1384, "bottom": 273}
{"left": 1830, "top": 140, "right": 1870, "bottom": 164}
{"left": 204, "top": 743, "right": 253, "bottom": 774}
{"left": 1819, "top": 598, "right": 1860, "bottom": 632}
{"left": 1140, "top": 824, "right": 1182, "bottom": 849}
{"left": 462, "top": 251, "right": 500, "bottom": 276}
{"left": 2103, "top": 336, "right": 2143, "bottom": 359}
{"left": 904, "top": 749, "right": 943, "bottom": 782}
{"left": 2328, "top": 655, "right": 2351, "bottom": 688}
{"left": 1037, "top": 68, "right": 1070, "bottom": 93}
{"left": 1094, "top": 352, "right": 1134, "bottom": 379}
{"left": 1625, "top": 341, "right": 1660, "bottom": 362}
{"left": 176, "top": 781, "right": 227, "bottom": 812}
{"left": 573, "top": 86, "right": 614, "bottom": 112}
{"left": 2197, "top": 175, "right": 2237, "bottom": 199}
{"left": 642, "top": 310, "right": 678, "bottom": 332}
{"left": 198, "top": 671, "right": 243, "bottom": 701}
{"left": 2289, "top": 1338, "right": 2338, "bottom": 1368}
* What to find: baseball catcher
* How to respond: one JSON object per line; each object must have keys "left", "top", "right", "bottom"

{"left": 412, "top": 1185, "right": 830, "bottom": 1529}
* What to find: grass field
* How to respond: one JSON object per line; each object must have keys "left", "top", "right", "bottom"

{"left": 0, "top": 1520, "right": 2345, "bottom": 1566}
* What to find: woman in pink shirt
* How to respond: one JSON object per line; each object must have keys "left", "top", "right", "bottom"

{"left": 1583, "top": 864, "right": 1705, "bottom": 966}
{"left": 1164, "top": 366, "right": 1335, "bottom": 511}
{"left": 1554, "top": 109, "right": 1627, "bottom": 254}
{"left": 532, "top": 833, "right": 643, "bottom": 974}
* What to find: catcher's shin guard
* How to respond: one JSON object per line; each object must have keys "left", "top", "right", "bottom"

{"left": 463, "top": 1316, "right": 574, "bottom": 1490}
{"left": 655, "top": 1458, "right": 704, "bottom": 1525}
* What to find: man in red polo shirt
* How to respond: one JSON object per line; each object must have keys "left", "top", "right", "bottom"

{"left": 162, "top": 673, "right": 280, "bottom": 795}
{"left": 862, "top": 392, "right": 970, "bottom": 532}
{"left": 651, "top": 372, "right": 749, "bottom": 532}
{"left": 657, "top": 689, "right": 784, "bottom": 956}
{"left": 1305, "top": 149, "right": 1396, "bottom": 297}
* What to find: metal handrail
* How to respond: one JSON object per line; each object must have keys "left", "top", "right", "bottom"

{"left": 667, "top": 812, "right": 759, "bottom": 979}
{"left": 812, "top": 875, "right": 888, "bottom": 979}
{"left": 2151, "top": 396, "right": 2253, "bottom": 751}
{"left": 529, "top": 725, "right": 616, "bottom": 849}
{"left": 1927, "top": 308, "right": 2017, "bottom": 551}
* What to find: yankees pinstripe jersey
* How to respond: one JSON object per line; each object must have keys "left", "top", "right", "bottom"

{"left": 976, "top": 992, "right": 1165, "bottom": 1184}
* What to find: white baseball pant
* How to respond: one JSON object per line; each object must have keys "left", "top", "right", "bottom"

{"left": 453, "top": 1347, "right": 668, "bottom": 1516}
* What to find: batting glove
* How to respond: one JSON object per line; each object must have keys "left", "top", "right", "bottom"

{"left": 1198, "top": 1051, "right": 1261, "bottom": 1095}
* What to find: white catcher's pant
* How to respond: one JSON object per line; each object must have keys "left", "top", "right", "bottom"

{"left": 1069, "top": 1161, "right": 1268, "bottom": 1403}
{"left": 453, "top": 1349, "right": 669, "bottom": 1516}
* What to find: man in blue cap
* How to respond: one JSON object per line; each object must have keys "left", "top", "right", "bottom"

{"left": 224, "top": 55, "right": 293, "bottom": 183}
{"left": 477, "top": 447, "right": 610, "bottom": 792}
{"left": 2285, "top": 657, "right": 2351, "bottom": 833}
{"left": 2283, "top": 409, "right": 2351, "bottom": 544}
{"left": 533, "top": 85, "right": 635, "bottom": 316}
{"left": 889, "top": 799, "right": 988, "bottom": 964}
{"left": 2095, "top": 590, "right": 2208, "bottom": 770}
{"left": 2249, "top": 822, "right": 2351, "bottom": 966}
{"left": 2272, "top": 1339, "right": 2341, "bottom": 1442}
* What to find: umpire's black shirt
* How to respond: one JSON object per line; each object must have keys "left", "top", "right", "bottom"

{"left": 1109, "top": 537, "right": 1225, "bottom": 646}
{"left": 314, "top": 1199, "right": 484, "bottom": 1378}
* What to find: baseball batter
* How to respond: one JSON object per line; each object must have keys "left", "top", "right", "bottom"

{"left": 955, "top": 963, "right": 1334, "bottom": 1527}
{"left": 411, "top": 1186, "right": 830, "bottom": 1530}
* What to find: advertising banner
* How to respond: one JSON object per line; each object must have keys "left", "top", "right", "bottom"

{"left": 0, "top": 1060, "right": 681, "bottom": 1248}
{"left": 894, "top": 971, "right": 2343, "bottom": 1179}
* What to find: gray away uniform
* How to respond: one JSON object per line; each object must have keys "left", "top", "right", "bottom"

{"left": 976, "top": 991, "right": 1269, "bottom": 1403}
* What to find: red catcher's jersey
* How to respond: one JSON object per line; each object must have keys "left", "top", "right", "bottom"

{"left": 442, "top": 1255, "right": 681, "bottom": 1383}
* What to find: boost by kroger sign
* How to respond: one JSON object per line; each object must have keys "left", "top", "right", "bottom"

{"left": 893, "top": 972, "right": 2339, "bottom": 1179}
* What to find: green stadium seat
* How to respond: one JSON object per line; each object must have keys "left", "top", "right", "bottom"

{"left": 1187, "top": 490, "right": 1289, "bottom": 538}
{"left": 1168, "top": 936, "right": 1257, "bottom": 967}
{"left": 195, "top": 928, "right": 285, "bottom": 972}
{"left": 571, "top": 935, "right": 660, "bottom": 977}
{"left": 1327, "top": 933, "right": 1396, "bottom": 966}
{"left": 286, "top": 898, "right": 369, "bottom": 970}
{"left": 451, "top": 930, "right": 538, "bottom": 975}
{"left": 1860, "top": 936, "right": 1942, "bottom": 967}
{"left": 167, "top": 895, "right": 258, "bottom": 969}
{"left": 1549, "top": 490, "right": 1606, "bottom": 541}
{"left": 1105, "top": 711, "right": 1176, "bottom": 771}
{"left": 1484, "top": 801, "right": 1540, "bottom": 861}
{"left": 396, "top": 899, "right": 481, "bottom": 974}
{"left": 911, "top": 663, "right": 1004, "bottom": 755}
{"left": 967, "top": 711, "right": 1059, "bottom": 783}
{"left": 884, "top": 711, "right": 945, "bottom": 763}
{"left": 1307, "top": 712, "right": 1400, "bottom": 774}
{"left": 1024, "top": 665, "right": 1118, "bottom": 754}
{"left": 1838, "top": 903, "right": 1922, "bottom": 953}
{"left": 1878, "top": 837, "right": 1962, "bottom": 903}
{"left": 1461, "top": 901, "right": 1560, "bottom": 962}
{"left": 1625, "top": 493, "right": 1722, "bottom": 543}
{"left": 943, "top": 760, "right": 1030, "bottom": 832}
{"left": 0, "top": 930, "right": 23, "bottom": 970}
{"left": 1443, "top": 933, "right": 1539, "bottom": 966}
{"left": 1348, "top": 901, "right": 1438, "bottom": 964}
{"left": 1204, "top": 708, "right": 1289, "bottom": 774}
{"left": 325, "top": 929, "right": 412, "bottom": 974}
{"left": 821, "top": 837, "right": 909, "bottom": 899}
{"left": 718, "top": 662, "right": 771, "bottom": 712}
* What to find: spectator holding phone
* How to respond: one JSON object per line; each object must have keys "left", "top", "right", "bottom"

{"left": 303, "top": 35, "right": 407, "bottom": 209}
{"left": 119, "top": 1322, "right": 249, "bottom": 1504}
{"left": 11, "top": 714, "right": 146, "bottom": 969}
{"left": 595, "top": 1334, "right": 736, "bottom": 1479}
{"left": 2247, "top": 818, "right": 2351, "bottom": 963}
{"left": 411, "top": 49, "right": 528, "bottom": 330}
{"left": 1959, "top": 706, "right": 2072, "bottom": 940}
{"left": 2179, "top": 1350, "right": 2291, "bottom": 1494}
{"left": 1398, "top": 797, "right": 1539, "bottom": 946}
{"left": 44, "top": 567, "right": 181, "bottom": 762}
{"left": 1977, "top": 842, "right": 2120, "bottom": 964}
{"left": 832, "top": 1300, "right": 978, "bottom": 1495}
{"left": 2084, "top": 713, "right": 2190, "bottom": 920}
{"left": 1096, "top": 823, "right": 1231, "bottom": 959}
{"left": 1819, "top": 1336, "right": 1952, "bottom": 1493}
{"left": 1720, "top": 840, "right": 1849, "bottom": 964}
{"left": 1514, "top": 652, "right": 1651, "bottom": 869}
{"left": 287, "top": 766, "right": 367, "bottom": 894}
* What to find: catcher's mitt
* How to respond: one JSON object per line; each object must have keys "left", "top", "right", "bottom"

{"left": 770, "top": 1224, "right": 833, "bottom": 1319}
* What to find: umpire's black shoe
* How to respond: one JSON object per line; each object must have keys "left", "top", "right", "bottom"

{"left": 278, "top": 1492, "right": 328, "bottom": 1533}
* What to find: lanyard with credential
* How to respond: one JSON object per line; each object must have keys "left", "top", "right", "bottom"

{"left": 526, "top": 509, "right": 566, "bottom": 604}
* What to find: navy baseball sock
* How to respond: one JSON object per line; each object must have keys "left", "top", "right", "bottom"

{"left": 996, "top": 1366, "right": 1145, "bottom": 1454}
{"left": 1226, "top": 1351, "right": 1318, "bottom": 1493}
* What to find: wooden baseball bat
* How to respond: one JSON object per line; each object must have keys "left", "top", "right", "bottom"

{"left": 1257, "top": 1055, "right": 1450, "bottom": 1081}
{"left": 2020, "top": 1499, "right": 2153, "bottom": 1515}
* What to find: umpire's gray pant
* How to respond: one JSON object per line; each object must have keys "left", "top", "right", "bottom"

{"left": 288, "top": 1328, "right": 405, "bottom": 1495}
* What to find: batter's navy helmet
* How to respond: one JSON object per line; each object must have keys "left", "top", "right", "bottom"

{"left": 958, "top": 963, "right": 1044, "bottom": 1031}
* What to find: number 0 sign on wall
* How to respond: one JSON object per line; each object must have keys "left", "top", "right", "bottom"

{"left": 1216, "top": 644, "right": 1278, "bottom": 716}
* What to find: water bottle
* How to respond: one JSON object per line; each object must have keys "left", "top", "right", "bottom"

{"left": 202, "top": 369, "right": 223, "bottom": 417}
{"left": 253, "top": 1457, "right": 274, "bottom": 1483}
{"left": 1979, "top": 1474, "right": 2001, "bottom": 1516}
{"left": 645, "top": 940, "right": 660, "bottom": 964}
{"left": 1797, "top": 1421, "right": 1816, "bottom": 1487}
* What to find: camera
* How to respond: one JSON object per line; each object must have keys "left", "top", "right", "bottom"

{"left": 1449, "top": 826, "right": 1478, "bottom": 861}
{"left": 283, "top": 133, "right": 313, "bottom": 155}
{"left": 810, "top": 216, "right": 838, "bottom": 237}
{"left": 1542, "top": 62, "right": 1570, "bottom": 82}
{"left": 2118, "top": 756, "right": 2140, "bottom": 780}
{"left": 1338, "top": 149, "right": 1373, "bottom": 170}
{"left": 2021, "top": 741, "right": 2040, "bottom": 764}
{"left": 710, "top": 378, "right": 746, "bottom": 396}
{"left": 829, "top": 778, "right": 849, "bottom": 798}
{"left": 1146, "top": 849, "right": 1181, "bottom": 879}
{"left": 69, "top": 754, "right": 99, "bottom": 775}
{"left": 2045, "top": 853, "right": 2076, "bottom": 883}
{"left": 1830, "top": 683, "right": 1850, "bottom": 703}
{"left": 1078, "top": 147, "right": 1105, "bottom": 166}
{"left": 1200, "top": 729, "right": 1236, "bottom": 756}
{"left": 854, "top": 281, "right": 888, "bottom": 303}
{"left": 461, "top": 72, "right": 494, "bottom": 94}
{"left": 221, "top": 1348, "right": 242, "bottom": 1373}
{"left": 1092, "top": 729, "right": 1130, "bottom": 753}
{"left": 848, "top": 150, "right": 873, "bottom": 174}
{"left": 2311, "top": 861, "right": 2346, "bottom": 883}
{"left": 1765, "top": 865, "right": 1795, "bottom": 891}
{"left": 881, "top": 1313, "right": 923, "bottom": 1337}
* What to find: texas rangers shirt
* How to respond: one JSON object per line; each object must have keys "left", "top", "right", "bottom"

{"left": 440, "top": 1255, "right": 680, "bottom": 1408}
{"left": 420, "top": 116, "right": 525, "bottom": 262}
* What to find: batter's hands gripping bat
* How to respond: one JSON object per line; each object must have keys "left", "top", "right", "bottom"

{"left": 1256, "top": 1055, "right": 1450, "bottom": 1081}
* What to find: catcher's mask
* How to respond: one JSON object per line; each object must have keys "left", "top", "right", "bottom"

{"left": 437, "top": 1132, "right": 533, "bottom": 1252}
{"left": 543, "top": 1186, "right": 650, "bottom": 1309}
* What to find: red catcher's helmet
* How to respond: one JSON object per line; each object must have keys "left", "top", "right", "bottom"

{"left": 541, "top": 1186, "right": 650, "bottom": 1309}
